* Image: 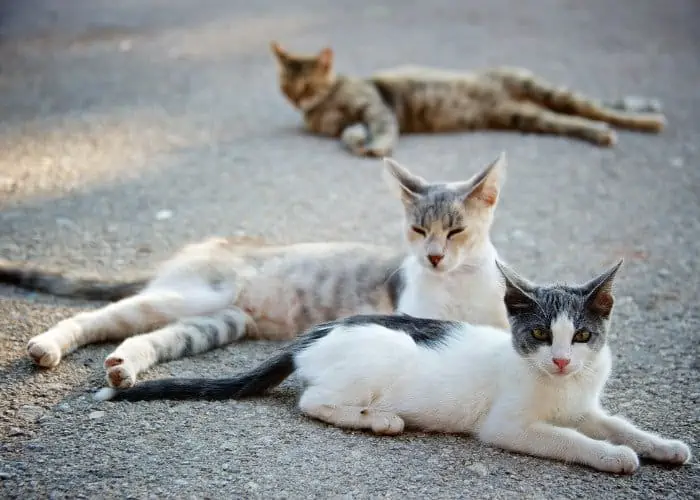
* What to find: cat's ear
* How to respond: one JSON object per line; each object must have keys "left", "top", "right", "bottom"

{"left": 383, "top": 157, "right": 429, "bottom": 206}
{"left": 317, "top": 47, "right": 334, "bottom": 72}
{"left": 270, "top": 41, "right": 289, "bottom": 63}
{"left": 583, "top": 259, "right": 623, "bottom": 318}
{"left": 495, "top": 260, "right": 537, "bottom": 314}
{"left": 453, "top": 152, "right": 506, "bottom": 209}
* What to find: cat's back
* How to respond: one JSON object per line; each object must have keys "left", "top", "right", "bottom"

{"left": 372, "top": 65, "right": 478, "bottom": 82}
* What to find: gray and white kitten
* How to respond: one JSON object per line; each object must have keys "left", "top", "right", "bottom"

{"left": 2, "top": 154, "right": 507, "bottom": 388}
{"left": 97, "top": 260, "right": 692, "bottom": 475}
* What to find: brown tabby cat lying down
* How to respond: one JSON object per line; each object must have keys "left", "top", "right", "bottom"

{"left": 271, "top": 42, "right": 666, "bottom": 157}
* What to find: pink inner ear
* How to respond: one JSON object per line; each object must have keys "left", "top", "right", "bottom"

{"left": 318, "top": 48, "right": 333, "bottom": 67}
{"left": 595, "top": 292, "right": 614, "bottom": 310}
{"left": 477, "top": 187, "right": 498, "bottom": 206}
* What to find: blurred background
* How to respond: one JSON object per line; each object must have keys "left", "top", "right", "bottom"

{"left": 1, "top": 1, "right": 698, "bottom": 498}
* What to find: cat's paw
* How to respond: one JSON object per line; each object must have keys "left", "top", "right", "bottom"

{"left": 370, "top": 414, "right": 405, "bottom": 435}
{"left": 104, "top": 356, "right": 136, "bottom": 388}
{"left": 599, "top": 130, "right": 617, "bottom": 147}
{"left": 595, "top": 445, "right": 639, "bottom": 474}
{"left": 27, "top": 337, "right": 62, "bottom": 367}
{"left": 340, "top": 124, "right": 369, "bottom": 150}
{"left": 646, "top": 439, "right": 692, "bottom": 465}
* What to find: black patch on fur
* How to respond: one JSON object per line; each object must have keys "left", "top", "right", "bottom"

{"left": 0, "top": 260, "right": 146, "bottom": 302}
{"left": 106, "top": 351, "right": 296, "bottom": 402}
{"left": 372, "top": 80, "right": 397, "bottom": 110}
{"left": 340, "top": 314, "right": 458, "bottom": 349}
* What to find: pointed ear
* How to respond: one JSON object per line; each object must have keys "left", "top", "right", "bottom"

{"left": 270, "top": 41, "right": 289, "bottom": 62}
{"left": 452, "top": 152, "right": 506, "bottom": 208}
{"left": 382, "top": 157, "right": 429, "bottom": 206}
{"left": 317, "top": 47, "right": 334, "bottom": 71}
{"left": 583, "top": 259, "right": 623, "bottom": 318}
{"left": 495, "top": 260, "right": 537, "bottom": 315}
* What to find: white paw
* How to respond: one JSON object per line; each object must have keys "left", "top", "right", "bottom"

{"left": 27, "top": 337, "right": 61, "bottom": 367}
{"left": 647, "top": 439, "right": 692, "bottom": 465}
{"left": 340, "top": 124, "right": 368, "bottom": 149}
{"left": 595, "top": 445, "right": 639, "bottom": 474}
{"left": 370, "top": 414, "right": 405, "bottom": 435}
{"left": 104, "top": 355, "right": 136, "bottom": 388}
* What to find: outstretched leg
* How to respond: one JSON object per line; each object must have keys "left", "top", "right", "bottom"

{"left": 27, "top": 279, "right": 237, "bottom": 368}
{"left": 298, "top": 388, "right": 404, "bottom": 435}
{"left": 104, "top": 307, "right": 257, "bottom": 388}
{"left": 576, "top": 409, "right": 691, "bottom": 464}
{"left": 490, "top": 68, "right": 666, "bottom": 132}
{"left": 488, "top": 102, "right": 617, "bottom": 146}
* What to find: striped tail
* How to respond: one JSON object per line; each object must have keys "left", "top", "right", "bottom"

{"left": 95, "top": 351, "right": 295, "bottom": 402}
{"left": 0, "top": 259, "right": 147, "bottom": 301}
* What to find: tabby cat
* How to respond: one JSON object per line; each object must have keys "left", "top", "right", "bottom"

{"left": 96, "top": 261, "right": 692, "bottom": 475}
{"left": 2, "top": 155, "right": 508, "bottom": 389}
{"left": 271, "top": 42, "right": 666, "bottom": 157}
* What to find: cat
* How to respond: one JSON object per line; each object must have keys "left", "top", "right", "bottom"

{"left": 96, "top": 260, "right": 692, "bottom": 475}
{"left": 2, "top": 154, "right": 509, "bottom": 389}
{"left": 271, "top": 42, "right": 667, "bottom": 157}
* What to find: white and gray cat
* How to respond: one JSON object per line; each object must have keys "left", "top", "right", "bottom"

{"left": 97, "top": 261, "right": 692, "bottom": 474}
{"left": 1, "top": 154, "right": 508, "bottom": 388}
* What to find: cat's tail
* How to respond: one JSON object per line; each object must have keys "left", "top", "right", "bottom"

{"left": 0, "top": 259, "right": 147, "bottom": 301}
{"left": 94, "top": 351, "right": 296, "bottom": 402}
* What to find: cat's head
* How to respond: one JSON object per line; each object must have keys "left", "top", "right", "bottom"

{"left": 270, "top": 42, "right": 335, "bottom": 110}
{"left": 383, "top": 154, "right": 506, "bottom": 273}
{"left": 497, "top": 260, "right": 623, "bottom": 378}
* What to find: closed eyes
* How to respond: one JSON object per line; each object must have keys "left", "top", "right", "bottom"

{"left": 447, "top": 227, "right": 465, "bottom": 239}
{"left": 411, "top": 226, "right": 427, "bottom": 236}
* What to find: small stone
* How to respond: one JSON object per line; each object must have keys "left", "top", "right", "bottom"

{"left": 658, "top": 268, "right": 671, "bottom": 278}
{"left": 0, "top": 472, "right": 13, "bottom": 480}
{"left": 18, "top": 405, "right": 44, "bottom": 422}
{"left": 670, "top": 157, "right": 684, "bottom": 168}
{"left": 466, "top": 462, "right": 489, "bottom": 477}
{"left": 89, "top": 411, "right": 105, "bottom": 420}
{"left": 174, "top": 479, "right": 189, "bottom": 486}
{"left": 155, "top": 210, "right": 173, "bottom": 221}
{"left": 8, "top": 427, "right": 24, "bottom": 437}
{"left": 119, "top": 39, "right": 133, "bottom": 52}
{"left": 246, "top": 481, "right": 259, "bottom": 490}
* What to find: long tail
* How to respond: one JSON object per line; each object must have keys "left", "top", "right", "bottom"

{"left": 95, "top": 351, "right": 296, "bottom": 402}
{"left": 0, "top": 259, "right": 147, "bottom": 301}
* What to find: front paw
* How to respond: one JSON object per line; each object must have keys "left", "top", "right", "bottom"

{"left": 595, "top": 445, "right": 639, "bottom": 474}
{"left": 645, "top": 439, "right": 692, "bottom": 465}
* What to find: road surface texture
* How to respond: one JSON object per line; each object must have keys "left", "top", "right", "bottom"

{"left": 1, "top": 0, "right": 698, "bottom": 498}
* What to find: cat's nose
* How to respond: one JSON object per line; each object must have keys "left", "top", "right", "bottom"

{"left": 427, "top": 254, "right": 443, "bottom": 267}
{"left": 552, "top": 358, "right": 570, "bottom": 370}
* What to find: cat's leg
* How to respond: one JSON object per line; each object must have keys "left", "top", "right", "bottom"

{"left": 298, "top": 388, "right": 405, "bottom": 435}
{"left": 104, "top": 307, "right": 257, "bottom": 388}
{"left": 479, "top": 417, "right": 639, "bottom": 474}
{"left": 576, "top": 409, "right": 692, "bottom": 465}
{"left": 493, "top": 68, "right": 665, "bottom": 132}
{"left": 488, "top": 102, "right": 617, "bottom": 146}
{"left": 340, "top": 123, "right": 370, "bottom": 155}
{"left": 353, "top": 102, "right": 399, "bottom": 157}
{"left": 27, "top": 290, "right": 194, "bottom": 368}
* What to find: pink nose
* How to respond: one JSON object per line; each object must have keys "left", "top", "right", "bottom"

{"left": 427, "top": 254, "right": 443, "bottom": 267}
{"left": 552, "top": 358, "right": 570, "bottom": 370}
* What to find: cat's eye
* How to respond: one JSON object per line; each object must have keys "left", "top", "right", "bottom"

{"left": 412, "top": 226, "right": 427, "bottom": 237}
{"left": 447, "top": 228, "right": 465, "bottom": 239}
{"left": 531, "top": 328, "right": 550, "bottom": 342}
{"left": 572, "top": 330, "right": 592, "bottom": 343}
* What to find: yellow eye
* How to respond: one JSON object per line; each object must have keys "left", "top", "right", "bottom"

{"left": 531, "top": 328, "right": 549, "bottom": 341}
{"left": 573, "top": 330, "right": 592, "bottom": 343}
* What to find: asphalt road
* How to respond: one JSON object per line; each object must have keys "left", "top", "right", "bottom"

{"left": 1, "top": 0, "right": 698, "bottom": 498}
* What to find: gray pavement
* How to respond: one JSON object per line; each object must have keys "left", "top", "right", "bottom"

{"left": 1, "top": 0, "right": 699, "bottom": 498}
